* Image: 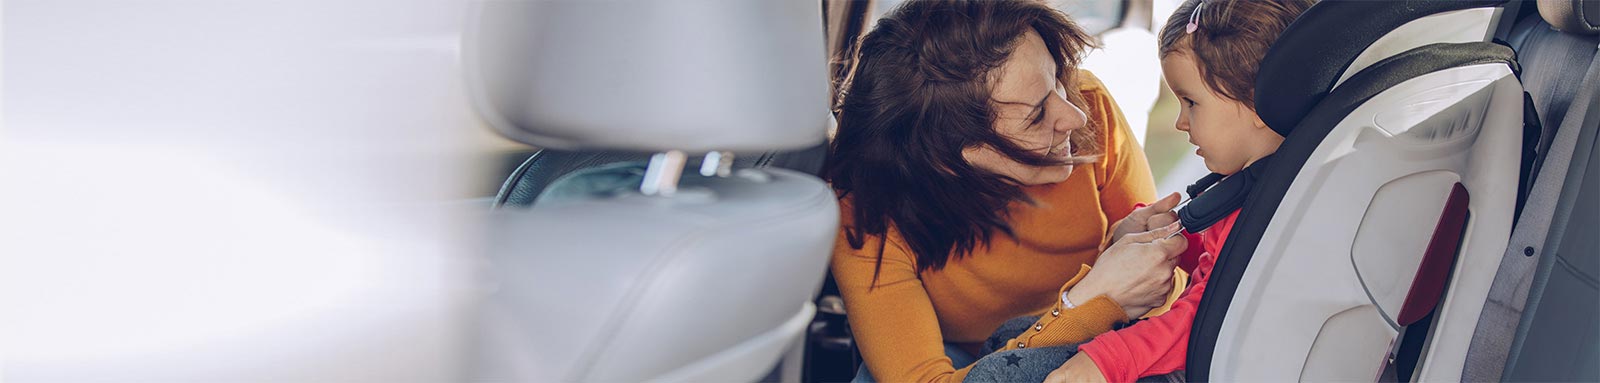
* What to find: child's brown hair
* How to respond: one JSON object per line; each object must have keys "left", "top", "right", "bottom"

{"left": 1158, "top": 0, "right": 1315, "bottom": 110}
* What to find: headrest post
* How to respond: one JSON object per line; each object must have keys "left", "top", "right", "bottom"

{"left": 641, "top": 150, "right": 687, "bottom": 196}
{"left": 700, "top": 151, "right": 735, "bottom": 177}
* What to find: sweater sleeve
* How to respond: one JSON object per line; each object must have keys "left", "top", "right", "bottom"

{"left": 832, "top": 229, "right": 1127, "bottom": 383}
{"left": 1078, "top": 250, "right": 1217, "bottom": 382}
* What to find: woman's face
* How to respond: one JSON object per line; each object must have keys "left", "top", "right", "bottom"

{"left": 963, "top": 30, "right": 1090, "bottom": 186}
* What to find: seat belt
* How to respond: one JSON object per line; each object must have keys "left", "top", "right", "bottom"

{"left": 1462, "top": 44, "right": 1600, "bottom": 382}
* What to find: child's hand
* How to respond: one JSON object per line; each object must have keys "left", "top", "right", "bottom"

{"left": 1046, "top": 354, "right": 1108, "bottom": 383}
{"left": 1109, "top": 192, "right": 1182, "bottom": 244}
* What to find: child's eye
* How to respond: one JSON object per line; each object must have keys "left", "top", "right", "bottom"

{"left": 1182, "top": 97, "right": 1197, "bottom": 107}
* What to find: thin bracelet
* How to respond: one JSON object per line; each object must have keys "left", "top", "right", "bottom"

{"left": 1060, "top": 290, "right": 1078, "bottom": 309}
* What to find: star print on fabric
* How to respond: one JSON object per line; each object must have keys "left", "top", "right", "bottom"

{"left": 1003, "top": 353, "right": 1023, "bottom": 367}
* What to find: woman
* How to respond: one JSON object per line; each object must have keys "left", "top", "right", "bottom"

{"left": 825, "top": 1, "right": 1189, "bottom": 382}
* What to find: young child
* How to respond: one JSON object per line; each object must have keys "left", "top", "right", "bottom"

{"left": 1068, "top": 0, "right": 1315, "bottom": 381}
{"left": 961, "top": 0, "right": 1314, "bottom": 382}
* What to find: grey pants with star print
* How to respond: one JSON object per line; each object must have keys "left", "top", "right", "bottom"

{"left": 963, "top": 316, "right": 1184, "bottom": 383}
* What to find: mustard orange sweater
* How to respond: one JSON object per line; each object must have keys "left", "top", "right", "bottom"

{"left": 832, "top": 71, "right": 1160, "bottom": 383}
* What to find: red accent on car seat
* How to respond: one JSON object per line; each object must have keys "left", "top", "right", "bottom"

{"left": 1397, "top": 182, "right": 1470, "bottom": 326}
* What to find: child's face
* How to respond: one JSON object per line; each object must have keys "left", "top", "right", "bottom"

{"left": 1160, "top": 53, "right": 1283, "bottom": 175}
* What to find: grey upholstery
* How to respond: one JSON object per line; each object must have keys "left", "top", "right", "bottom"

{"left": 1509, "top": 12, "right": 1600, "bottom": 181}
{"left": 1538, "top": 0, "right": 1600, "bottom": 34}
{"left": 462, "top": 1, "right": 838, "bottom": 381}
{"left": 477, "top": 168, "right": 838, "bottom": 382}
{"left": 1505, "top": 149, "right": 1600, "bottom": 381}
{"left": 464, "top": 1, "right": 829, "bottom": 152}
{"left": 1495, "top": 2, "right": 1600, "bottom": 381}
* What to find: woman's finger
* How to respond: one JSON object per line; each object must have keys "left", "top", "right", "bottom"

{"left": 1146, "top": 192, "right": 1182, "bottom": 214}
{"left": 1125, "top": 192, "right": 1180, "bottom": 221}
{"left": 1146, "top": 211, "right": 1178, "bottom": 230}
{"left": 1122, "top": 221, "right": 1182, "bottom": 244}
{"left": 1152, "top": 226, "right": 1190, "bottom": 256}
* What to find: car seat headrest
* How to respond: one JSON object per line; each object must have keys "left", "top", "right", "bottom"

{"left": 1539, "top": 0, "right": 1600, "bottom": 35}
{"left": 1254, "top": 0, "right": 1507, "bottom": 137}
{"left": 463, "top": 0, "right": 830, "bottom": 152}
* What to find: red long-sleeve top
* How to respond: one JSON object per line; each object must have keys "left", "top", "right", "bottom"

{"left": 1078, "top": 209, "right": 1241, "bottom": 382}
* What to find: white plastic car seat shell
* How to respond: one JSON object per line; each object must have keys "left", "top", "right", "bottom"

{"left": 1207, "top": 60, "right": 1523, "bottom": 382}
{"left": 1186, "top": 1, "right": 1529, "bottom": 381}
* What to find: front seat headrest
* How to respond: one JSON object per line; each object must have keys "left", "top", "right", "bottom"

{"left": 463, "top": 1, "right": 830, "bottom": 153}
{"left": 1539, "top": 0, "right": 1600, "bottom": 35}
{"left": 1254, "top": 0, "right": 1506, "bottom": 136}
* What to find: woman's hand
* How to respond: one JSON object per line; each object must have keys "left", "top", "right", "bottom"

{"left": 1069, "top": 222, "right": 1187, "bottom": 319}
{"left": 1109, "top": 192, "right": 1183, "bottom": 245}
{"left": 1045, "top": 353, "right": 1108, "bottom": 383}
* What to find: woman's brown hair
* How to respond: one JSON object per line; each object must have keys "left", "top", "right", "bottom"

{"left": 1158, "top": 0, "right": 1314, "bottom": 110}
{"left": 825, "top": 0, "right": 1097, "bottom": 279}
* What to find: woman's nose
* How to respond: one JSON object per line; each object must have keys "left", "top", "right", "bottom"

{"left": 1054, "top": 98, "right": 1088, "bottom": 135}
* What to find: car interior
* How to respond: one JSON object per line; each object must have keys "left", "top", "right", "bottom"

{"left": 1, "top": 0, "right": 1593, "bottom": 381}
{"left": 478, "top": 0, "right": 1597, "bottom": 381}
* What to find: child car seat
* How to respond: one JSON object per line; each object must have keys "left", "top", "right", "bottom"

{"left": 1184, "top": 0, "right": 1531, "bottom": 381}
